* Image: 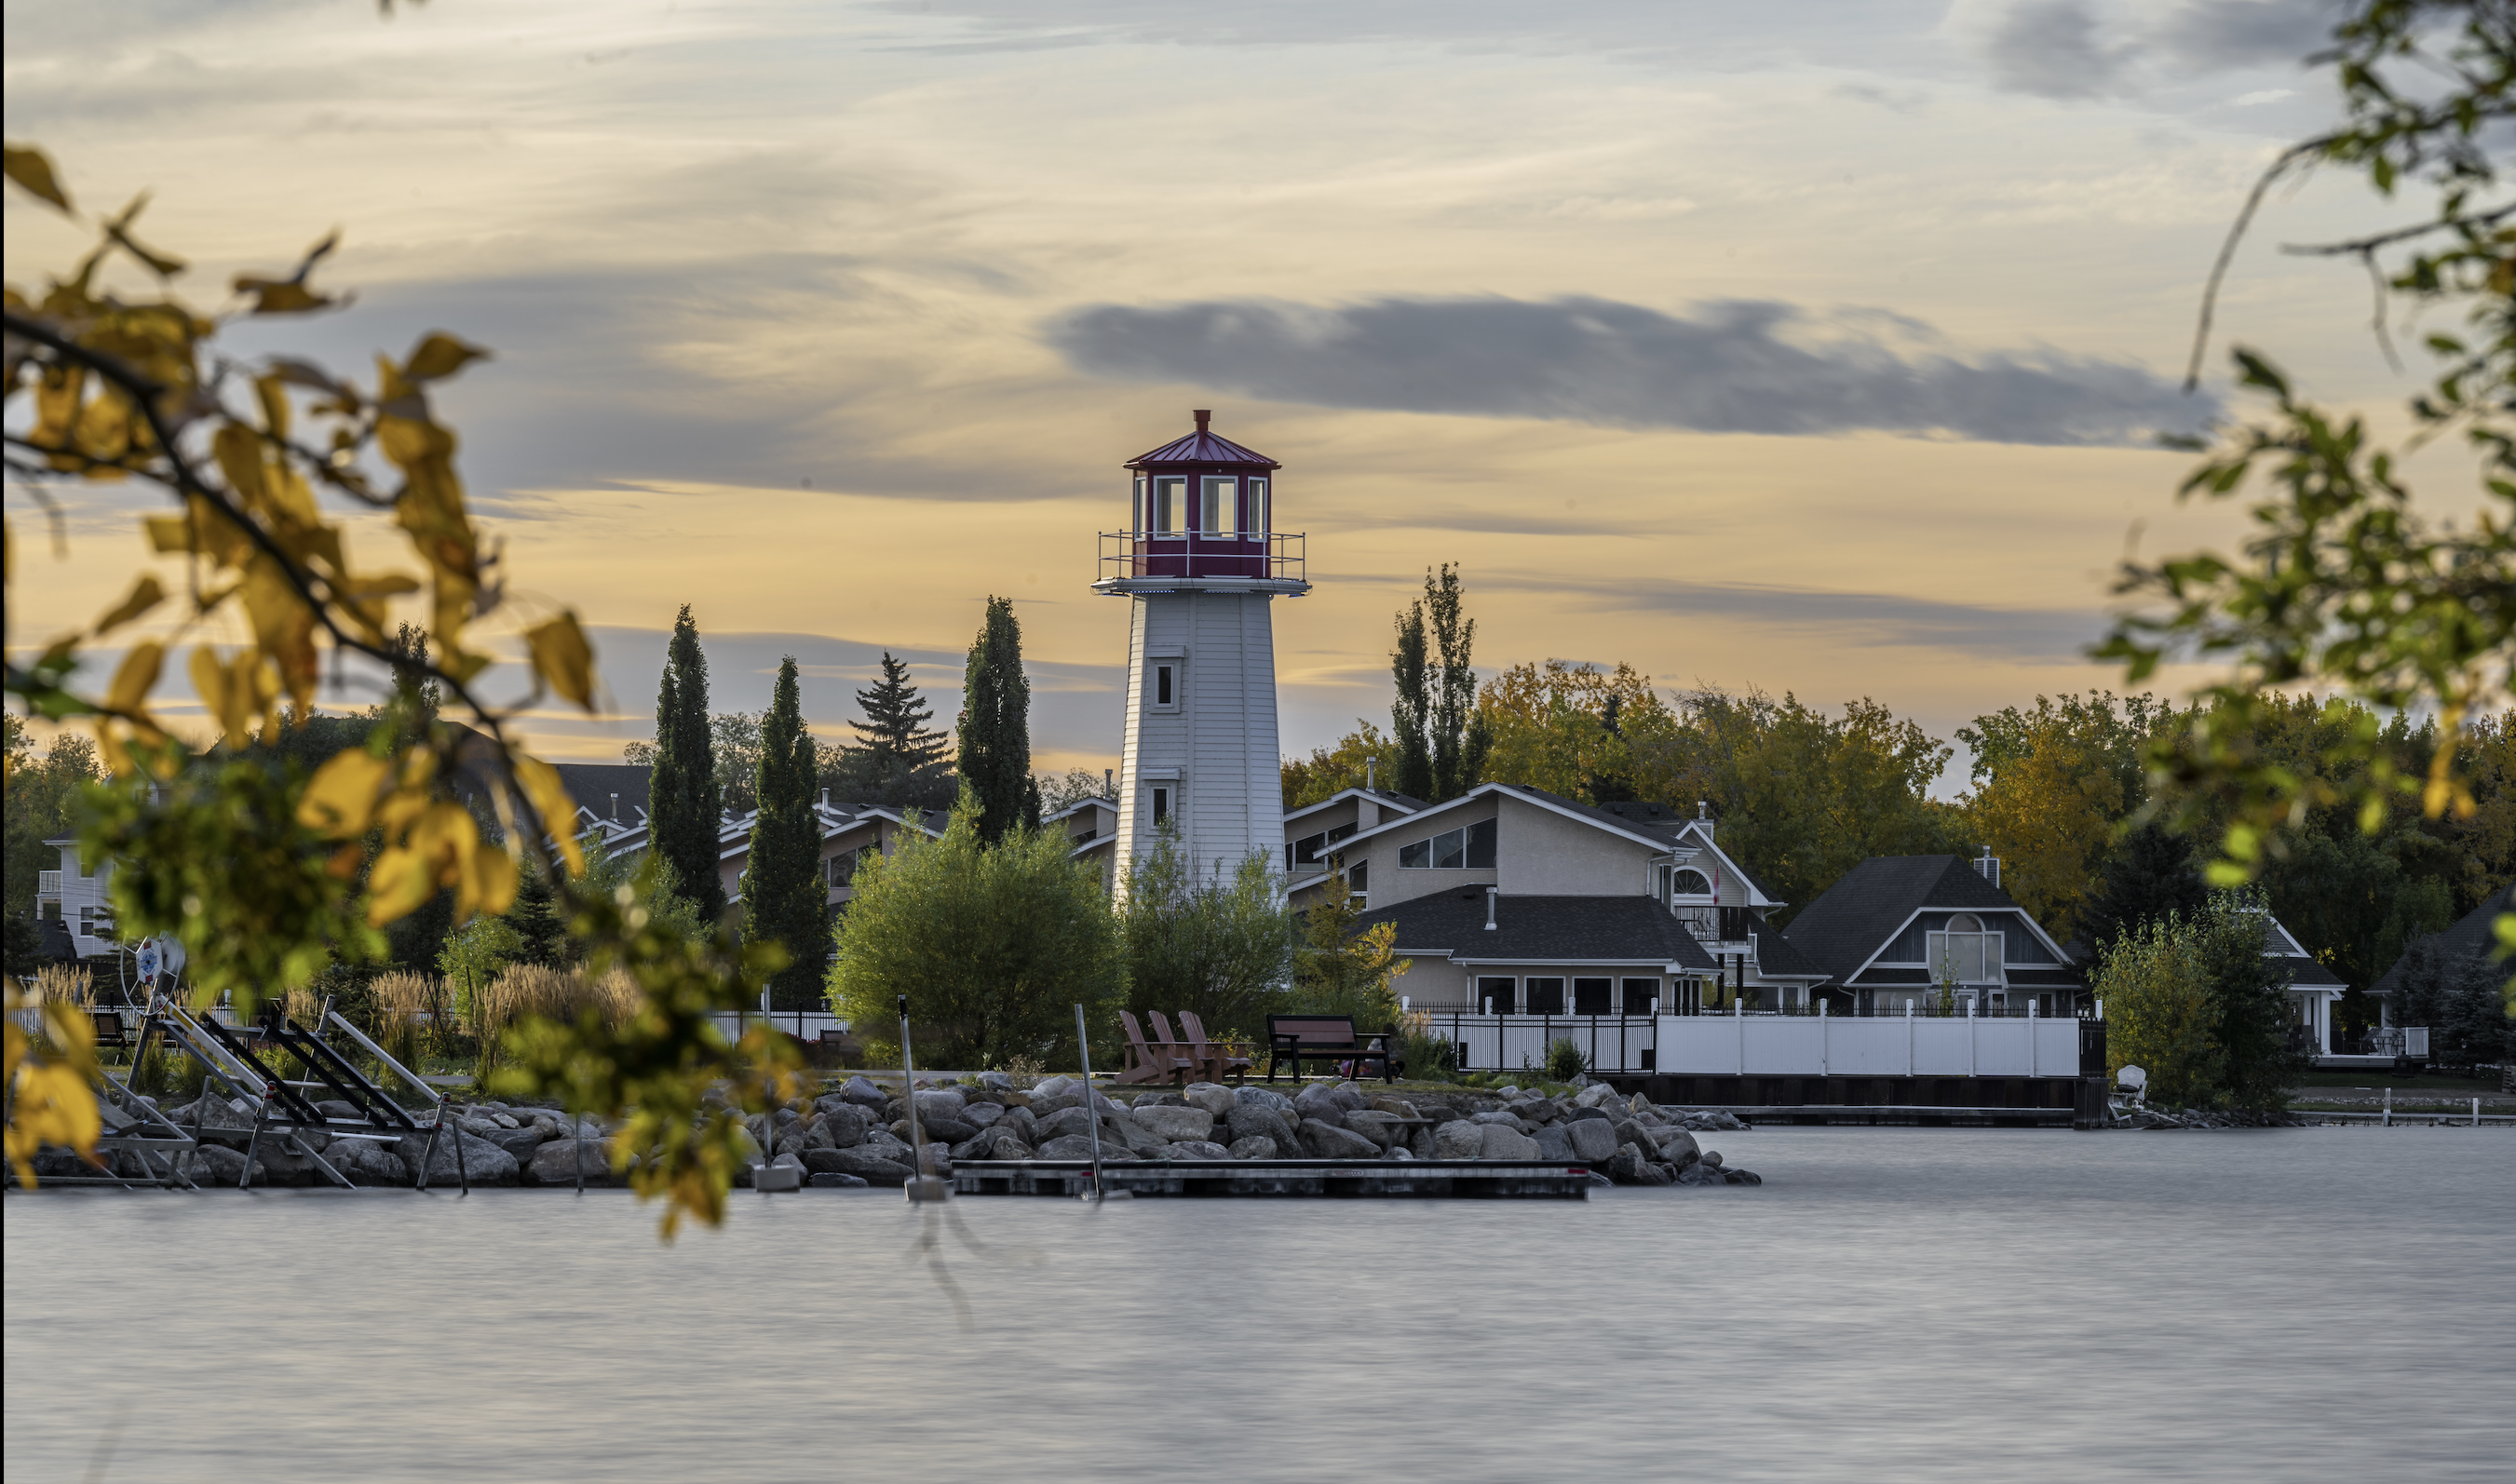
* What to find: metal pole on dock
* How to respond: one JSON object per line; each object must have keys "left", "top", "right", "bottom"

{"left": 900, "top": 995, "right": 946, "bottom": 1203}
{"left": 1075, "top": 1004, "right": 1121, "bottom": 1201}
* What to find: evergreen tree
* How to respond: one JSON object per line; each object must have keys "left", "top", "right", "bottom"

{"left": 852, "top": 652, "right": 947, "bottom": 773}
{"left": 1423, "top": 563, "right": 1484, "bottom": 801}
{"left": 1390, "top": 600, "right": 1433, "bottom": 800}
{"left": 743, "top": 656, "right": 827, "bottom": 1009}
{"left": 2079, "top": 822, "right": 2207, "bottom": 956}
{"left": 649, "top": 606, "right": 726, "bottom": 924}
{"left": 956, "top": 596, "right": 1037, "bottom": 843}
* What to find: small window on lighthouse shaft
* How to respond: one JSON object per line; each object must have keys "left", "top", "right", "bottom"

{"left": 1199, "top": 477, "right": 1237, "bottom": 535}
{"left": 1154, "top": 664, "right": 1174, "bottom": 706}
{"left": 1247, "top": 479, "right": 1268, "bottom": 539}
{"left": 1151, "top": 788, "right": 1170, "bottom": 825}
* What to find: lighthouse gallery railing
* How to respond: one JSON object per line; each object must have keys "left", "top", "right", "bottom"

{"left": 1099, "top": 530, "right": 1305, "bottom": 584}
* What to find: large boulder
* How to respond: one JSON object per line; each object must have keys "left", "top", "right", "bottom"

{"left": 1181, "top": 1084, "right": 1237, "bottom": 1118}
{"left": 1226, "top": 1135, "right": 1277, "bottom": 1160}
{"left": 1104, "top": 1113, "right": 1171, "bottom": 1156}
{"left": 858, "top": 1130, "right": 919, "bottom": 1168}
{"left": 815, "top": 1104, "right": 873, "bottom": 1148}
{"left": 188, "top": 1144, "right": 268, "bottom": 1186}
{"left": 1297, "top": 1118, "right": 1381, "bottom": 1160}
{"left": 804, "top": 1147, "right": 914, "bottom": 1184}
{"left": 1469, "top": 1110, "right": 1523, "bottom": 1127}
{"left": 1342, "top": 1111, "right": 1403, "bottom": 1150}
{"left": 1129, "top": 1104, "right": 1215, "bottom": 1143}
{"left": 318, "top": 1137, "right": 406, "bottom": 1186}
{"left": 999, "top": 1105, "right": 1039, "bottom": 1146}
{"left": 917, "top": 1115, "right": 981, "bottom": 1146}
{"left": 1232, "top": 1086, "right": 1295, "bottom": 1113}
{"left": 1161, "top": 1140, "right": 1233, "bottom": 1161}
{"left": 476, "top": 1125, "right": 545, "bottom": 1163}
{"left": 1324, "top": 1082, "right": 1368, "bottom": 1112}
{"left": 836, "top": 1075, "right": 888, "bottom": 1108}
{"left": 1565, "top": 1118, "right": 1619, "bottom": 1164}
{"left": 1225, "top": 1103, "right": 1299, "bottom": 1152}
{"left": 1607, "top": 1144, "right": 1673, "bottom": 1185}
{"left": 391, "top": 1127, "right": 521, "bottom": 1187}
{"left": 1534, "top": 1125, "right": 1576, "bottom": 1162}
{"left": 1478, "top": 1125, "right": 1541, "bottom": 1161}
{"left": 1575, "top": 1082, "right": 1620, "bottom": 1110}
{"left": 1035, "top": 1134, "right": 1135, "bottom": 1162}
{"left": 960, "top": 1101, "right": 1005, "bottom": 1130}
{"left": 913, "top": 1088, "right": 968, "bottom": 1122}
{"left": 810, "top": 1171, "right": 872, "bottom": 1188}
{"left": 524, "top": 1137, "right": 611, "bottom": 1186}
{"left": 1031, "top": 1104, "right": 1097, "bottom": 1146}
{"left": 1291, "top": 1083, "right": 1347, "bottom": 1126}
{"left": 1653, "top": 1128, "right": 1701, "bottom": 1167}
{"left": 1031, "top": 1074, "right": 1078, "bottom": 1101}
{"left": 1431, "top": 1120, "right": 1485, "bottom": 1160}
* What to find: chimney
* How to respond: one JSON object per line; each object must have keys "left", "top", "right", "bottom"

{"left": 1974, "top": 847, "right": 2000, "bottom": 887}
{"left": 609, "top": 792, "right": 618, "bottom": 822}
{"left": 1193, "top": 409, "right": 1211, "bottom": 433}
{"left": 1485, "top": 886, "right": 1498, "bottom": 931}
{"left": 1104, "top": 768, "right": 1113, "bottom": 798}
{"left": 1367, "top": 758, "right": 1375, "bottom": 790}
{"left": 1697, "top": 799, "right": 1713, "bottom": 842}
{"left": 819, "top": 787, "right": 830, "bottom": 809}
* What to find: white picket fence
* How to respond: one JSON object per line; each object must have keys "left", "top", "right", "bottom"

{"left": 1433, "top": 1009, "right": 2091, "bottom": 1078}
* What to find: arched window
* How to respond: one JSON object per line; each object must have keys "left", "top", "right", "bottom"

{"left": 1672, "top": 869, "right": 1712, "bottom": 897}
{"left": 1946, "top": 912, "right": 1982, "bottom": 933}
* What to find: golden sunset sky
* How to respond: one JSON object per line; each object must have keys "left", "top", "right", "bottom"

{"left": 3, "top": 1, "right": 2467, "bottom": 788}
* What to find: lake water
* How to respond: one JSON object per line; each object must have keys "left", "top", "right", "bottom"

{"left": 8, "top": 1127, "right": 2512, "bottom": 1483}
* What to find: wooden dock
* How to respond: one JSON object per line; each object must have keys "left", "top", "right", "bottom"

{"left": 950, "top": 1158, "right": 1593, "bottom": 1199}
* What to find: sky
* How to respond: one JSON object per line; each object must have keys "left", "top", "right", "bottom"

{"left": 0, "top": 0, "right": 2467, "bottom": 791}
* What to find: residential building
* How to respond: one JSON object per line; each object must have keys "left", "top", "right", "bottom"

{"left": 1780, "top": 853, "right": 2087, "bottom": 1015}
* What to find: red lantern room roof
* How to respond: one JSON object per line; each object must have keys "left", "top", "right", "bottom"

{"left": 1124, "top": 410, "right": 1279, "bottom": 470}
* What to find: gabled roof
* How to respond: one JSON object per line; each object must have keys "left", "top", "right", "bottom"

{"left": 1665, "top": 819, "right": 1782, "bottom": 909}
{"left": 2368, "top": 882, "right": 2514, "bottom": 997}
{"left": 1348, "top": 891, "right": 1720, "bottom": 972}
{"left": 2258, "top": 911, "right": 2347, "bottom": 991}
{"left": 1782, "top": 856, "right": 2065, "bottom": 983}
{"left": 552, "top": 762, "right": 652, "bottom": 826}
{"left": 1748, "top": 920, "right": 1825, "bottom": 981}
{"left": 1332, "top": 781, "right": 1700, "bottom": 859}
{"left": 1046, "top": 796, "right": 1116, "bottom": 824}
{"left": 1283, "top": 787, "right": 1427, "bottom": 829}
{"left": 1126, "top": 427, "right": 1279, "bottom": 469}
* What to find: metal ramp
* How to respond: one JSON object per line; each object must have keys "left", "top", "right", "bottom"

{"left": 129, "top": 994, "right": 468, "bottom": 1193}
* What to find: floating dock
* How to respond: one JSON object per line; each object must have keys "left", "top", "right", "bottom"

{"left": 951, "top": 1158, "right": 1592, "bottom": 1199}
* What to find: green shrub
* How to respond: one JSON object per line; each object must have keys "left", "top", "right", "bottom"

{"left": 1545, "top": 1036, "right": 1589, "bottom": 1083}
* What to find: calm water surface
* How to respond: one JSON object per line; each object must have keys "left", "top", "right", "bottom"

{"left": 8, "top": 1127, "right": 2511, "bottom": 1483}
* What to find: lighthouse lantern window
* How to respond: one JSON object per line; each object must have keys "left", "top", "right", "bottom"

{"left": 1199, "top": 477, "right": 1237, "bottom": 535}
{"left": 1132, "top": 475, "right": 1146, "bottom": 533}
{"left": 1153, "top": 477, "right": 1185, "bottom": 534}
{"left": 1247, "top": 478, "right": 1267, "bottom": 539}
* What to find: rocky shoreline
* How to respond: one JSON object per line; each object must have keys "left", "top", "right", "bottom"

{"left": 54, "top": 1075, "right": 1764, "bottom": 1190}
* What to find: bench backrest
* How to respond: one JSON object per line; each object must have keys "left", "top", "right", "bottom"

{"left": 1267, "top": 1014, "right": 1362, "bottom": 1047}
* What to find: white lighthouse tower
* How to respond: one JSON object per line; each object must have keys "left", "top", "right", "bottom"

{"left": 1097, "top": 411, "right": 1307, "bottom": 884}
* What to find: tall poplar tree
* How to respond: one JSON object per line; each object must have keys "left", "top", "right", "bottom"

{"left": 650, "top": 606, "right": 725, "bottom": 923}
{"left": 744, "top": 656, "right": 827, "bottom": 1008}
{"left": 1424, "top": 563, "right": 1488, "bottom": 801}
{"left": 957, "top": 596, "right": 1039, "bottom": 843}
{"left": 1390, "top": 600, "right": 1432, "bottom": 801}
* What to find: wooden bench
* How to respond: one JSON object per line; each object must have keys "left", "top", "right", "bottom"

{"left": 90, "top": 1010, "right": 131, "bottom": 1050}
{"left": 1265, "top": 1015, "right": 1400, "bottom": 1084}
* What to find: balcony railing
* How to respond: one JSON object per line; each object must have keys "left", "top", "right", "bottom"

{"left": 1671, "top": 904, "right": 1751, "bottom": 944}
{"left": 1099, "top": 530, "right": 1305, "bottom": 585}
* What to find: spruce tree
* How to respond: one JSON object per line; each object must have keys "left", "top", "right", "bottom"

{"left": 836, "top": 651, "right": 951, "bottom": 804}
{"left": 956, "top": 596, "right": 1036, "bottom": 843}
{"left": 649, "top": 606, "right": 725, "bottom": 924}
{"left": 2079, "top": 822, "right": 2207, "bottom": 957}
{"left": 743, "top": 655, "right": 827, "bottom": 1008}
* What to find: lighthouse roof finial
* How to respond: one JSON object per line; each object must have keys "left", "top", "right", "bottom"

{"left": 1194, "top": 409, "right": 1211, "bottom": 432}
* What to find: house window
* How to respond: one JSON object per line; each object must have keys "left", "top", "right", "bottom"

{"left": 1397, "top": 817, "right": 1495, "bottom": 869}
{"left": 1672, "top": 869, "right": 1711, "bottom": 897}
{"left": 1477, "top": 977, "right": 1517, "bottom": 1015}
{"left": 1199, "top": 477, "right": 1237, "bottom": 534}
{"left": 1573, "top": 978, "right": 1612, "bottom": 1014}
{"left": 1153, "top": 664, "right": 1175, "bottom": 708}
{"left": 1151, "top": 788, "right": 1170, "bottom": 825}
{"left": 1153, "top": 477, "right": 1186, "bottom": 533}
{"left": 826, "top": 849, "right": 855, "bottom": 888}
{"left": 1247, "top": 478, "right": 1268, "bottom": 538}
{"left": 1524, "top": 978, "right": 1565, "bottom": 1014}
{"left": 1621, "top": 978, "right": 1659, "bottom": 1015}
{"left": 1292, "top": 831, "right": 1328, "bottom": 865}
{"left": 1928, "top": 912, "right": 2001, "bottom": 985}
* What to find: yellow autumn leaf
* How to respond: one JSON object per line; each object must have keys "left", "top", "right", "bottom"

{"left": 105, "top": 641, "right": 163, "bottom": 714}
{"left": 93, "top": 573, "right": 165, "bottom": 636}
{"left": 525, "top": 612, "right": 597, "bottom": 709}
{"left": 3, "top": 142, "right": 74, "bottom": 212}
{"left": 365, "top": 842, "right": 440, "bottom": 925}
{"left": 512, "top": 752, "right": 585, "bottom": 877}
{"left": 298, "top": 749, "right": 393, "bottom": 836}
{"left": 402, "top": 332, "right": 489, "bottom": 383}
{"left": 212, "top": 423, "right": 265, "bottom": 507}
{"left": 460, "top": 839, "right": 521, "bottom": 920}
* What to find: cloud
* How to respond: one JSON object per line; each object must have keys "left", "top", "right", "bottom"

{"left": 1472, "top": 573, "right": 2109, "bottom": 662}
{"left": 1974, "top": 0, "right": 2333, "bottom": 101}
{"left": 1049, "top": 295, "right": 2212, "bottom": 447}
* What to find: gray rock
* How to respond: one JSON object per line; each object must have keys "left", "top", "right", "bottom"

{"left": 1726, "top": 1167, "right": 1763, "bottom": 1185}
{"left": 859, "top": 1131, "right": 918, "bottom": 1167}
{"left": 1431, "top": 1120, "right": 1485, "bottom": 1160}
{"left": 1608, "top": 1143, "right": 1671, "bottom": 1185}
{"left": 1566, "top": 1119, "right": 1619, "bottom": 1164}
{"left": 1478, "top": 1125, "right": 1541, "bottom": 1160}
{"left": 1325, "top": 1082, "right": 1367, "bottom": 1113}
{"left": 805, "top": 1147, "right": 914, "bottom": 1184}
{"left": 1129, "top": 1104, "right": 1215, "bottom": 1143}
{"left": 960, "top": 1101, "right": 1005, "bottom": 1129}
{"left": 1032, "top": 1074, "right": 1078, "bottom": 1100}
{"left": 1702, "top": 1149, "right": 1725, "bottom": 1168}
{"left": 524, "top": 1136, "right": 611, "bottom": 1186}
{"left": 1292, "top": 1084, "right": 1347, "bottom": 1126}
{"left": 1534, "top": 1125, "right": 1576, "bottom": 1161}
{"left": 1566, "top": 1105, "right": 1611, "bottom": 1124}
{"left": 816, "top": 1104, "right": 872, "bottom": 1148}
{"left": 976, "top": 1070, "right": 1015, "bottom": 1090}
{"left": 315, "top": 1100, "right": 362, "bottom": 1121}
{"left": 985, "top": 1135, "right": 1034, "bottom": 1161}
{"left": 388, "top": 1127, "right": 521, "bottom": 1187}
{"left": 1385, "top": 1146, "right": 1414, "bottom": 1160}
{"left": 1181, "top": 1083, "right": 1237, "bottom": 1118}
{"left": 1298, "top": 1118, "right": 1382, "bottom": 1159}
{"left": 1469, "top": 1110, "right": 1522, "bottom": 1126}
{"left": 480, "top": 1125, "right": 547, "bottom": 1163}
{"left": 1408, "top": 1126, "right": 1436, "bottom": 1158}
{"left": 913, "top": 1088, "right": 968, "bottom": 1122}
{"left": 1226, "top": 1135, "right": 1278, "bottom": 1160}
{"left": 1132, "top": 1091, "right": 1187, "bottom": 1108}
{"left": 809, "top": 1171, "right": 872, "bottom": 1187}
{"left": 1342, "top": 1111, "right": 1403, "bottom": 1149}
{"left": 1225, "top": 1103, "right": 1299, "bottom": 1152}
{"left": 1027, "top": 1090, "right": 1083, "bottom": 1118}
{"left": 1162, "top": 1140, "right": 1233, "bottom": 1160}
{"left": 918, "top": 1115, "right": 980, "bottom": 1146}
{"left": 1031, "top": 1104, "right": 1096, "bottom": 1145}
{"left": 1655, "top": 1128, "right": 1701, "bottom": 1167}
{"left": 1232, "top": 1086, "right": 1295, "bottom": 1113}
{"left": 1035, "top": 1134, "right": 1135, "bottom": 1162}
{"left": 1106, "top": 1113, "right": 1171, "bottom": 1156}
{"left": 838, "top": 1075, "right": 889, "bottom": 1107}
{"left": 1001, "top": 1105, "right": 1038, "bottom": 1145}
{"left": 189, "top": 1144, "right": 268, "bottom": 1186}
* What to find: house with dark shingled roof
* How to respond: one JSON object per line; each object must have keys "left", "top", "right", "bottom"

{"left": 1780, "top": 854, "right": 2086, "bottom": 1015}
